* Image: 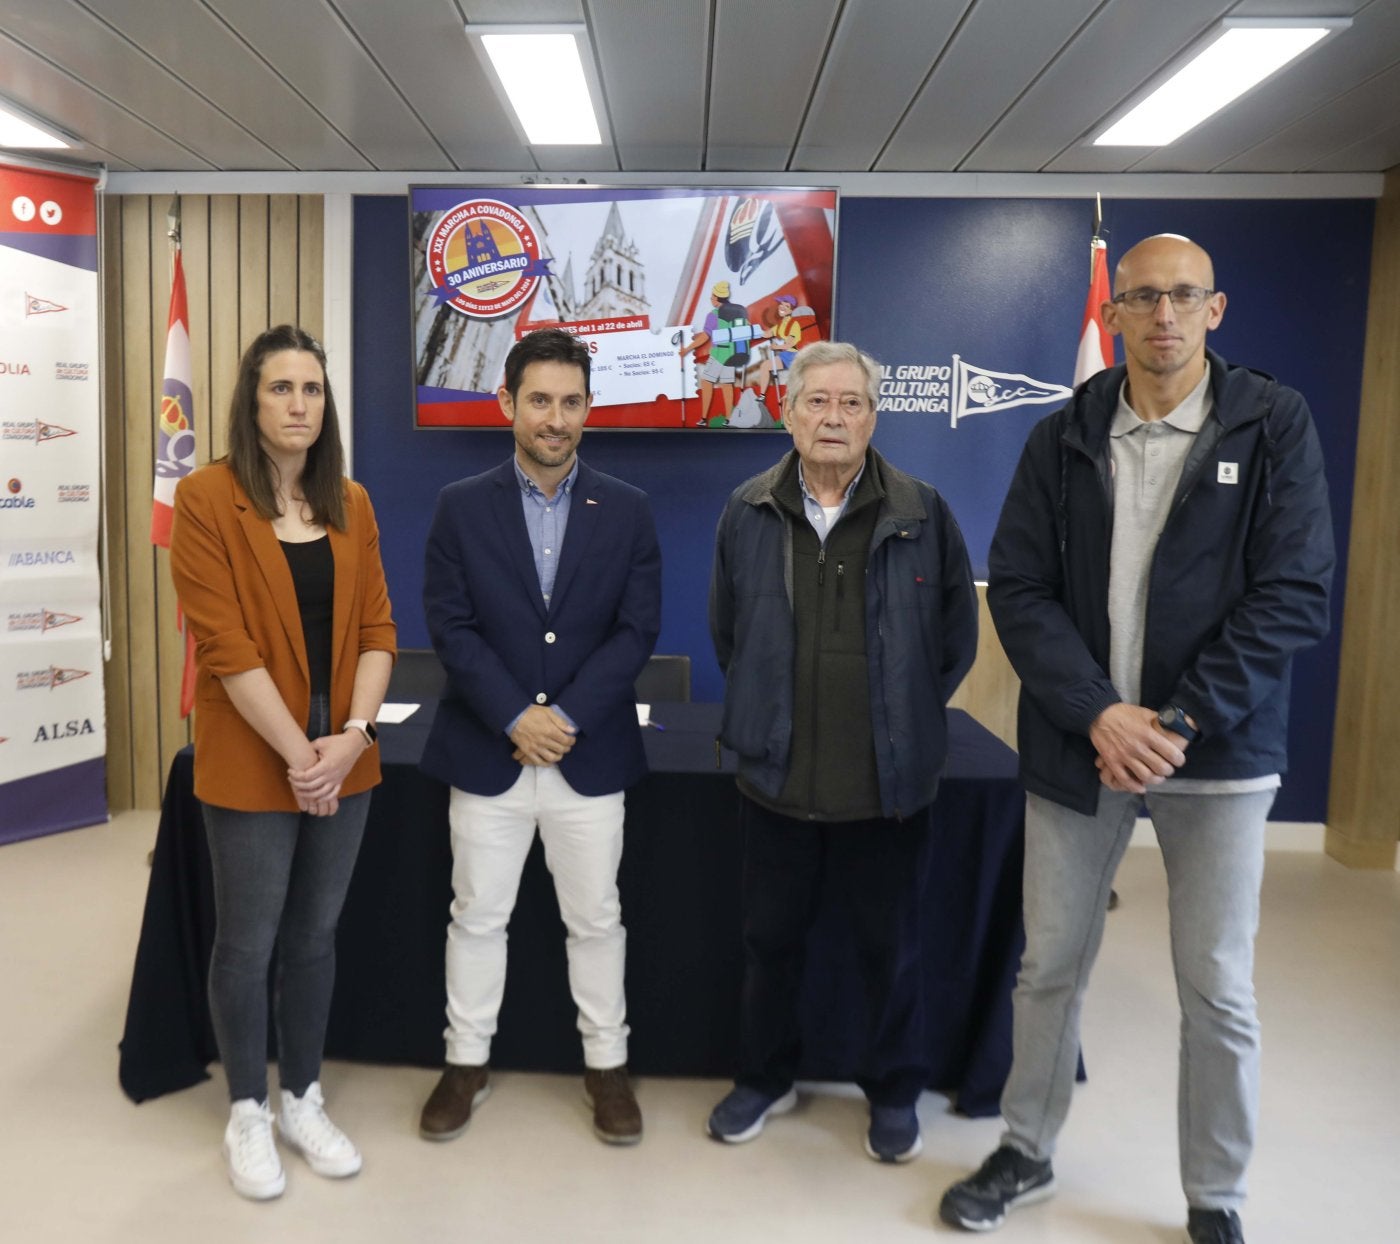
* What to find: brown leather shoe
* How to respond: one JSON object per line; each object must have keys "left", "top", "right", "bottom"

{"left": 419, "top": 1064, "right": 490, "bottom": 1141}
{"left": 584, "top": 1066, "right": 642, "bottom": 1145}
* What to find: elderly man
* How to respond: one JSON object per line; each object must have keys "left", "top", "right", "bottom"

{"left": 939, "top": 236, "right": 1334, "bottom": 1244}
{"left": 706, "top": 340, "right": 978, "bottom": 1163}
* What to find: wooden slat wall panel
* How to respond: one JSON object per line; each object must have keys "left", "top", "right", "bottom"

{"left": 119, "top": 196, "right": 160, "bottom": 810}
{"left": 100, "top": 204, "right": 133, "bottom": 812}
{"left": 269, "top": 195, "right": 300, "bottom": 326}
{"left": 298, "top": 196, "right": 324, "bottom": 340}
{"left": 102, "top": 194, "right": 324, "bottom": 812}
{"left": 1327, "top": 167, "right": 1400, "bottom": 868}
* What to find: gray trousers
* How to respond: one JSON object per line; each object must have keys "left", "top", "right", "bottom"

{"left": 1000, "top": 786, "right": 1274, "bottom": 1211}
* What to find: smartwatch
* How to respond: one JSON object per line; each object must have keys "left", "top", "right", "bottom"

{"left": 1157, "top": 705, "right": 1199, "bottom": 742}
{"left": 344, "top": 718, "right": 378, "bottom": 747}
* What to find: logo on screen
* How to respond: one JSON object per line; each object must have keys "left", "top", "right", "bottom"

{"left": 425, "top": 199, "right": 553, "bottom": 321}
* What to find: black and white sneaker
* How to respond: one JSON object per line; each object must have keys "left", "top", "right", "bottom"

{"left": 938, "top": 1145, "right": 1056, "bottom": 1232}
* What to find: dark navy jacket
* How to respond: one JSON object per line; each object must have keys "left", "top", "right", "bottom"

{"left": 421, "top": 458, "right": 661, "bottom": 798}
{"left": 709, "top": 448, "right": 978, "bottom": 819}
{"left": 987, "top": 351, "right": 1335, "bottom": 815}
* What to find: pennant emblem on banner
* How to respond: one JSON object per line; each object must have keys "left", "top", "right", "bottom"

{"left": 950, "top": 357, "right": 1073, "bottom": 428}
{"left": 36, "top": 421, "right": 77, "bottom": 443}
{"left": 25, "top": 292, "right": 68, "bottom": 317}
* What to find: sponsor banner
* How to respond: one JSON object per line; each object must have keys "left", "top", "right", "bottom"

{"left": 0, "top": 161, "right": 104, "bottom": 844}
{"left": 411, "top": 185, "right": 836, "bottom": 429}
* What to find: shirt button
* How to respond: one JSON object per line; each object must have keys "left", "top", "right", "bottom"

{"left": 544, "top": 548, "right": 552, "bottom": 556}
{"left": 535, "top": 692, "right": 548, "bottom": 704}
{"left": 545, "top": 631, "right": 557, "bottom": 643}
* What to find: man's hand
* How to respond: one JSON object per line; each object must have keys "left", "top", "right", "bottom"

{"left": 1089, "top": 702, "right": 1186, "bottom": 793}
{"left": 509, "top": 705, "right": 577, "bottom": 766}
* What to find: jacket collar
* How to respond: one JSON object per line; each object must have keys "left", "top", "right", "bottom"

{"left": 227, "top": 466, "right": 354, "bottom": 690}
{"left": 489, "top": 455, "right": 605, "bottom": 619}
{"left": 740, "top": 447, "right": 923, "bottom": 525}
{"left": 1063, "top": 349, "right": 1277, "bottom": 457}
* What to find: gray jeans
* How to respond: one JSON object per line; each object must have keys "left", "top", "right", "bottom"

{"left": 200, "top": 694, "right": 370, "bottom": 1102}
{"left": 1000, "top": 787, "right": 1273, "bottom": 1211}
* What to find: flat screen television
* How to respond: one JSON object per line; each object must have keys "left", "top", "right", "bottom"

{"left": 409, "top": 184, "right": 837, "bottom": 430}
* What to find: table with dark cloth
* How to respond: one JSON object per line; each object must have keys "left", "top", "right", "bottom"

{"left": 119, "top": 704, "right": 1029, "bottom": 1117}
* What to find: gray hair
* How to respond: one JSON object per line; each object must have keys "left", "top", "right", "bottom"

{"left": 784, "top": 341, "right": 882, "bottom": 412}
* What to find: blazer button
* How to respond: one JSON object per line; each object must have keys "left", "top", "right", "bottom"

{"left": 535, "top": 692, "right": 548, "bottom": 704}
{"left": 544, "top": 631, "right": 557, "bottom": 643}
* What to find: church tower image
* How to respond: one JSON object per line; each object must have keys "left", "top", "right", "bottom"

{"left": 577, "top": 202, "right": 650, "bottom": 321}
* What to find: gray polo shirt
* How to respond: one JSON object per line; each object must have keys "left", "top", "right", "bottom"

{"left": 1107, "top": 370, "right": 1278, "bottom": 796}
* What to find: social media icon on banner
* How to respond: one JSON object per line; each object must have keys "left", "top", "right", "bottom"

{"left": 40, "top": 200, "right": 63, "bottom": 226}
{"left": 11, "top": 196, "right": 36, "bottom": 222}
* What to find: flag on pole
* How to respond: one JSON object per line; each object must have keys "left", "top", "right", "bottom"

{"left": 151, "top": 250, "right": 193, "bottom": 545}
{"left": 1075, "top": 195, "right": 1112, "bottom": 385}
{"left": 1073, "top": 235, "right": 1113, "bottom": 386}
{"left": 151, "top": 236, "right": 198, "bottom": 716}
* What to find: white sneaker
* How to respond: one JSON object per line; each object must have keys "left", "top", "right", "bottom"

{"left": 223, "top": 1099, "right": 286, "bottom": 1201}
{"left": 278, "top": 1082, "right": 362, "bottom": 1178}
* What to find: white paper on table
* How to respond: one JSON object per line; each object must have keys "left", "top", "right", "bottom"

{"left": 636, "top": 703, "right": 651, "bottom": 727}
{"left": 376, "top": 703, "right": 419, "bottom": 724}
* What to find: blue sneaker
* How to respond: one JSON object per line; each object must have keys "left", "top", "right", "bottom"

{"left": 939, "top": 1145, "right": 1056, "bottom": 1231}
{"left": 864, "top": 1102, "right": 922, "bottom": 1163}
{"left": 706, "top": 1084, "right": 798, "bottom": 1143}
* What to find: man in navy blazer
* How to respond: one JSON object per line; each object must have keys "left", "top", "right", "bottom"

{"left": 418, "top": 329, "right": 661, "bottom": 1146}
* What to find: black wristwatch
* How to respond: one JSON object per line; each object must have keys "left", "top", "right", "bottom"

{"left": 1157, "top": 705, "right": 1199, "bottom": 742}
{"left": 344, "top": 718, "right": 378, "bottom": 747}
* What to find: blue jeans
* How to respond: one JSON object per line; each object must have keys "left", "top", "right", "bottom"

{"left": 200, "top": 693, "right": 370, "bottom": 1101}
{"left": 1000, "top": 787, "right": 1273, "bottom": 1210}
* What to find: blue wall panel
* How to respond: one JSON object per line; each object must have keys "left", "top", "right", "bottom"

{"left": 353, "top": 194, "right": 1372, "bottom": 822}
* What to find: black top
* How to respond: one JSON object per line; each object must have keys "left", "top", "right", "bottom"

{"left": 279, "top": 535, "right": 333, "bottom": 699}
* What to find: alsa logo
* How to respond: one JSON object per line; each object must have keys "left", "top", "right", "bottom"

{"left": 7, "top": 608, "right": 82, "bottom": 633}
{"left": 0, "top": 361, "right": 32, "bottom": 376}
{"left": 34, "top": 718, "right": 96, "bottom": 742}
{"left": 7, "top": 549, "right": 76, "bottom": 567}
{"left": 25, "top": 292, "right": 68, "bottom": 317}
{"left": 17, "top": 666, "right": 91, "bottom": 691}
{"left": 2, "top": 479, "right": 36, "bottom": 509}
{"left": 2, "top": 420, "right": 77, "bottom": 443}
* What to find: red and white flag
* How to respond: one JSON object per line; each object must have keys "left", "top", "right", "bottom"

{"left": 150, "top": 246, "right": 197, "bottom": 716}
{"left": 1073, "top": 237, "right": 1113, "bottom": 386}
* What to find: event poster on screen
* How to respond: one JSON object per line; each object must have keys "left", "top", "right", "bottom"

{"left": 408, "top": 185, "right": 837, "bottom": 430}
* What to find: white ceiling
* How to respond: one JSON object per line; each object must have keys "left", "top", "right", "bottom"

{"left": 1, "top": 0, "right": 1396, "bottom": 180}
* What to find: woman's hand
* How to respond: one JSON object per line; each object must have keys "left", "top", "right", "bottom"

{"left": 287, "top": 729, "right": 365, "bottom": 813}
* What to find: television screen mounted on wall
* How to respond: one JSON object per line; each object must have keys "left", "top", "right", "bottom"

{"left": 409, "top": 184, "right": 837, "bottom": 430}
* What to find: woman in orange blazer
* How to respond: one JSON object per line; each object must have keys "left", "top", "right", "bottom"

{"left": 170, "top": 325, "right": 395, "bottom": 1201}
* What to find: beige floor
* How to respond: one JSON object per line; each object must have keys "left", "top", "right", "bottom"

{"left": 1, "top": 812, "right": 1396, "bottom": 1244}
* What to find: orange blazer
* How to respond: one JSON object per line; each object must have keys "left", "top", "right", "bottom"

{"left": 169, "top": 462, "right": 396, "bottom": 811}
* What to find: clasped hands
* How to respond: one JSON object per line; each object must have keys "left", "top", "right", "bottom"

{"left": 510, "top": 704, "right": 577, "bottom": 766}
{"left": 287, "top": 729, "right": 368, "bottom": 817}
{"left": 1089, "top": 702, "right": 1191, "bottom": 794}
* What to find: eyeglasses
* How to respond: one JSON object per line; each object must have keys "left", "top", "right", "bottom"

{"left": 1111, "top": 285, "right": 1215, "bottom": 314}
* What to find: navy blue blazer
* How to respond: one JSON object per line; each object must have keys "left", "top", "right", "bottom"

{"left": 420, "top": 457, "right": 662, "bottom": 797}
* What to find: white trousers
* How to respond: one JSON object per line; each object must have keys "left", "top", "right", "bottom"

{"left": 444, "top": 766, "right": 629, "bottom": 1069}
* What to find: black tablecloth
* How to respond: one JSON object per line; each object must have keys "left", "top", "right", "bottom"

{"left": 119, "top": 705, "right": 1028, "bottom": 1117}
